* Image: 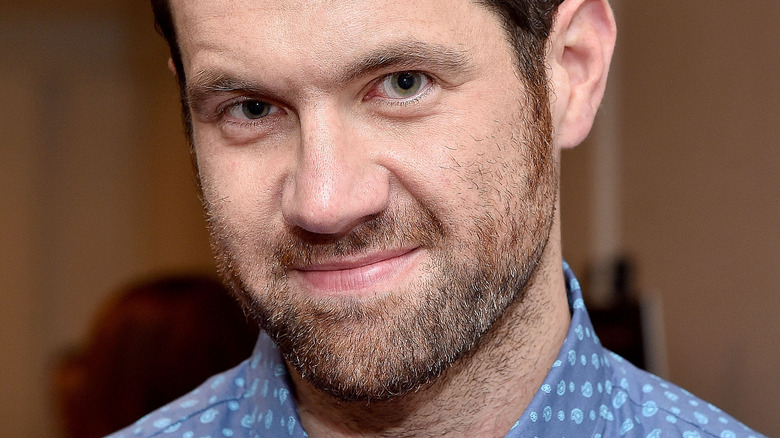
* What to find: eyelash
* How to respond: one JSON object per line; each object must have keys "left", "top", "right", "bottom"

{"left": 217, "top": 98, "right": 283, "bottom": 125}
{"left": 364, "top": 71, "right": 435, "bottom": 107}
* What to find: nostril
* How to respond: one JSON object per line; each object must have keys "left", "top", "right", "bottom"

{"left": 281, "top": 167, "right": 390, "bottom": 236}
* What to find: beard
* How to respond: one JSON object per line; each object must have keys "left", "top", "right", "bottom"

{"left": 199, "top": 85, "right": 557, "bottom": 402}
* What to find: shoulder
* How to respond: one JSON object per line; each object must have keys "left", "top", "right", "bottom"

{"left": 106, "top": 348, "right": 304, "bottom": 438}
{"left": 106, "top": 360, "right": 251, "bottom": 437}
{"left": 603, "top": 353, "right": 766, "bottom": 438}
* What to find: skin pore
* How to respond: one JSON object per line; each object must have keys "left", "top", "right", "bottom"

{"left": 168, "top": 0, "right": 615, "bottom": 436}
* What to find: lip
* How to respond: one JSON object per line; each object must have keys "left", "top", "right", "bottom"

{"left": 292, "top": 247, "right": 422, "bottom": 296}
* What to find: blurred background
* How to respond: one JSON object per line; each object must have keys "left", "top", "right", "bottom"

{"left": 1, "top": 0, "right": 777, "bottom": 436}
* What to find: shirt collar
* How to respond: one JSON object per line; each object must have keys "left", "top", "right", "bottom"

{"left": 250, "top": 261, "right": 607, "bottom": 436}
{"left": 506, "top": 261, "right": 613, "bottom": 436}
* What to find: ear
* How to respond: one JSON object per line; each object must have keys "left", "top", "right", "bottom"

{"left": 167, "top": 57, "right": 178, "bottom": 76}
{"left": 547, "top": 0, "right": 616, "bottom": 150}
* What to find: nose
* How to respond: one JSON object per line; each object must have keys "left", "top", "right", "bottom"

{"left": 281, "top": 106, "right": 390, "bottom": 236}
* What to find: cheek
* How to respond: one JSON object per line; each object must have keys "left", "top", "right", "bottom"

{"left": 370, "top": 129, "right": 492, "bottom": 238}
{"left": 376, "top": 121, "right": 478, "bottom": 213}
{"left": 194, "top": 136, "right": 286, "bottom": 235}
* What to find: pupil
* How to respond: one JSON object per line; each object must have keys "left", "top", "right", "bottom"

{"left": 396, "top": 73, "right": 416, "bottom": 90}
{"left": 246, "top": 101, "right": 266, "bottom": 116}
{"left": 247, "top": 102, "right": 263, "bottom": 115}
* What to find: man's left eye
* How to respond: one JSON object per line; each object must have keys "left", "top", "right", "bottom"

{"left": 380, "top": 72, "right": 430, "bottom": 100}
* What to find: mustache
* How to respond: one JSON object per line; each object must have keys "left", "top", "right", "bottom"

{"left": 272, "top": 203, "right": 445, "bottom": 269}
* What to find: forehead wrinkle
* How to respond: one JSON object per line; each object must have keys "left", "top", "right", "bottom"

{"left": 172, "top": 0, "right": 501, "bottom": 90}
{"left": 181, "top": 41, "right": 476, "bottom": 118}
{"left": 186, "top": 40, "right": 474, "bottom": 99}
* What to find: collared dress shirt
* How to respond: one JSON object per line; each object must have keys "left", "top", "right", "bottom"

{"left": 108, "top": 263, "right": 766, "bottom": 437}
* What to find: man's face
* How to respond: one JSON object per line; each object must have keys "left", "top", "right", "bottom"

{"left": 172, "top": 0, "right": 557, "bottom": 401}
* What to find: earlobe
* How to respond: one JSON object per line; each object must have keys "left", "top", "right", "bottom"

{"left": 548, "top": 0, "right": 616, "bottom": 149}
{"left": 167, "top": 57, "right": 178, "bottom": 77}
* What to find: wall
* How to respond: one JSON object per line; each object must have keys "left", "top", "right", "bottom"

{"left": 563, "top": 1, "right": 779, "bottom": 435}
{"left": 0, "top": 3, "right": 213, "bottom": 436}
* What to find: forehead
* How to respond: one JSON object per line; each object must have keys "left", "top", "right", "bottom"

{"left": 169, "top": 0, "right": 511, "bottom": 81}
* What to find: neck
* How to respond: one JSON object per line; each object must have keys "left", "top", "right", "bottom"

{"left": 291, "top": 235, "right": 570, "bottom": 437}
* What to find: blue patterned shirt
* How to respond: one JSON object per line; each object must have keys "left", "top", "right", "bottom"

{"left": 109, "top": 263, "right": 766, "bottom": 437}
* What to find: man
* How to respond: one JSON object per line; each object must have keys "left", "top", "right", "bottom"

{"left": 110, "top": 0, "right": 764, "bottom": 436}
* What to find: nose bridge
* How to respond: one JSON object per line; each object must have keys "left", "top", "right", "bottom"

{"left": 282, "top": 103, "right": 388, "bottom": 235}
{"left": 298, "top": 106, "right": 349, "bottom": 214}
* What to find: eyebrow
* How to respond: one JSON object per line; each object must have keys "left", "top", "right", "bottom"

{"left": 186, "top": 71, "right": 274, "bottom": 115}
{"left": 340, "top": 41, "right": 474, "bottom": 82}
{"left": 186, "top": 40, "right": 474, "bottom": 110}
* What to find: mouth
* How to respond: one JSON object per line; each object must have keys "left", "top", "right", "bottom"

{"left": 291, "top": 247, "right": 422, "bottom": 296}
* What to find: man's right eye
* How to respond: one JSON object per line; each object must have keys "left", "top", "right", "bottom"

{"left": 225, "top": 100, "right": 279, "bottom": 120}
